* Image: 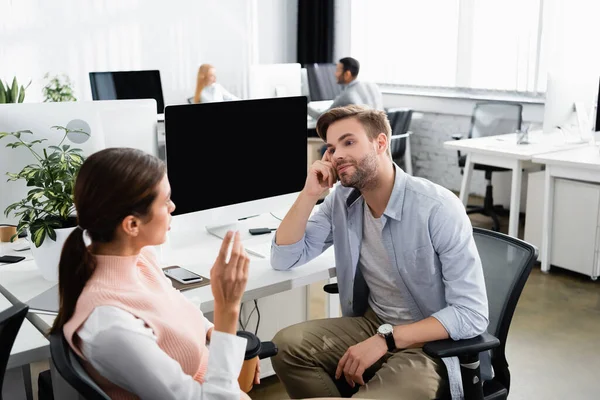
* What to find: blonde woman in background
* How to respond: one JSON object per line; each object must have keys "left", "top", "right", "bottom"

{"left": 193, "top": 64, "right": 240, "bottom": 103}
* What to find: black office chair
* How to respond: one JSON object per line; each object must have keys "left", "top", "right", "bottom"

{"left": 305, "top": 63, "right": 342, "bottom": 102}
{"left": 452, "top": 102, "right": 523, "bottom": 231}
{"left": 49, "top": 332, "right": 110, "bottom": 400}
{"left": 323, "top": 227, "right": 538, "bottom": 400}
{"left": 386, "top": 108, "right": 414, "bottom": 175}
{"left": 48, "top": 328, "right": 278, "bottom": 400}
{"left": 0, "top": 302, "right": 29, "bottom": 400}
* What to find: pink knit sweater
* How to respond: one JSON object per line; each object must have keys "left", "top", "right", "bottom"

{"left": 63, "top": 247, "right": 209, "bottom": 400}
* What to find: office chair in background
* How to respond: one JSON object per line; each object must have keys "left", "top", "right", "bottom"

{"left": 386, "top": 107, "right": 414, "bottom": 175}
{"left": 324, "top": 227, "right": 538, "bottom": 400}
{"left": 305, "top": 63, "right": 342, "bottom": 102}
{"left": 0, "top": 302, "right": 30, "bottom": 400}
{"left": 452, "top": 101, "right": 523, "bottom": 231}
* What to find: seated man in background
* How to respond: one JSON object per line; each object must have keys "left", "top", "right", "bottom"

{"left": 307, "top": 57, "right": 384, "bottom": 120}
{"left": 309, "top": 57, "right": 384, "bottom": 156}
{"left": 270, "top": 105, "right": 489, "bottom": 400}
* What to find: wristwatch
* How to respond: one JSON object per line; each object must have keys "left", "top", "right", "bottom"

{"left": 377, "top": 323, "right": 396, "bottom": 352}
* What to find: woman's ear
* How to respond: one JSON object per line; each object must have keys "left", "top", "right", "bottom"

{"left": 121, "top": 216, "right": 140, "bottom": 237}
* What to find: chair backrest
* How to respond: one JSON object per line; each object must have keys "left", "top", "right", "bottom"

{"left": 386, "top": 108, "right": 413, "bottom": 159}
{"left": 472, "top": 227, "right": 538, "bottom": 390}
{"left": 305, "top": 63, "right": 342, "bottom": 102}
{"left": 469, "top": 101, "right": 523, "bottom": 139}
{"left": 0, "top": 302, "right": 29, "bottom": 397}
{"left": 49, "top": 331, "right": 111, "bottom": 400}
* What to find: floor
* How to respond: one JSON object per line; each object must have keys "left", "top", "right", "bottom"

{"left": 248, "top": 196, "right": 600, "bottom": 400}
{"left": 4, "top": 197, "right": 599, "bottom": 400}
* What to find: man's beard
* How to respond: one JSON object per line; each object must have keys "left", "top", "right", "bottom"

{"left": 338, "top": 151, "right": 378, "bottom": 191}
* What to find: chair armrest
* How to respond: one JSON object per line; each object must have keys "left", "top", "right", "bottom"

{"left": 323, "top": 283, "right": 339, "bottom": 294}
{"left": 423, "top": 332, "right": 500, "bottom": 359}
{"left": 391, "top": 131, "right": 413, "bottom": 140}
{"left": 451, "top": 134, "right": 463, "bottom": 140}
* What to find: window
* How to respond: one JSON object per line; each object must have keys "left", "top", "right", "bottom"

{"left": 349, "top": 0, "right": 600, "bottom": 95}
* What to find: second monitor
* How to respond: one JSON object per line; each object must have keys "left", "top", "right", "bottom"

{"left": 164, "top": 96, "right": 308, "bottom": 237}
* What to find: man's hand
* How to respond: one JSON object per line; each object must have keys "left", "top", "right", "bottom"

{"left": 335, "top": 335, "right": 387, "bottom": 388}
{"left": 303, "top": 148, "right": 338, "bottom": 198}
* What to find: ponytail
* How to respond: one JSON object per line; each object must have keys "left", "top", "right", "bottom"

{"left": 49, "top": 227, "right": 96, "bottom": 335}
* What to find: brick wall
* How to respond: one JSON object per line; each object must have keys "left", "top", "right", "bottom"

{"left": 406, "top": 112, "right": 533, "bottom": 208}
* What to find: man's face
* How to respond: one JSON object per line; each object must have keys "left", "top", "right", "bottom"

{"left": 335, "top": 63, "right": 348, "bottom": 85}
{"left": 325, "top": 117, "right": 380, "bottom": 190}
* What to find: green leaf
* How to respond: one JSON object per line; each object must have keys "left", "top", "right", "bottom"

{"left": 32, "top": 226, "right": 46, "bottom": 247}
{"left": 46, "top": 225, "right": 57, "bottom": 241}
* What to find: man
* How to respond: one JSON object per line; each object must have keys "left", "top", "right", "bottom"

{"left": 307, "top": 57, "right": 384, "bottom": 120}
{"left": 270, "top": 105, "right": 489, "bottom": 400}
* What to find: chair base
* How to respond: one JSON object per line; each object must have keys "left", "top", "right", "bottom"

{"left": 466, "top": 181, "right": 507, "bottom": 232}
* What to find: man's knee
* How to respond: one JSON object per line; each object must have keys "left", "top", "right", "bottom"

{"left": 271, "top": 323, "right": 307, "bottom": 372}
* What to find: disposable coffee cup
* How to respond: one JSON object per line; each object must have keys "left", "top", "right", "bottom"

{"left": 236, "top": 330, "right": 262, "bottom": 393}
{"left": 0, "top": 225, "right": 17, "bottom": 242}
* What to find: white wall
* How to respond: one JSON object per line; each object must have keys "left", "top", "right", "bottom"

{"left": 0, "top": 0, "right": 297, "bottom": 107}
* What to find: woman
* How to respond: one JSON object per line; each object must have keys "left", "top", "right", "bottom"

{"left": 193, "top": 64, "right": 240, "bottom": 104}
{"left": 49, "top": 147, "right": 253, "bottom": 399}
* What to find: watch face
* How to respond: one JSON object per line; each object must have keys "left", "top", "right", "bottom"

{"left": 378, "top": 323, "right": 393, "bottom": 335}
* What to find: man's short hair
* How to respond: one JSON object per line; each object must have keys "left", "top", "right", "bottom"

{"left": 339, "top": 57, "right": 360, "bottom": 78}
{"left": 316, "top": 104, "right": 391, "bottom": 146}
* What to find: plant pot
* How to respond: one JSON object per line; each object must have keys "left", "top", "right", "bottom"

{"left": 30, "top": 226, "right": 76, "bottom": 282}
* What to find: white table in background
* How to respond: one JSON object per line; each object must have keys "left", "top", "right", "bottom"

{"left": 443, "top": 131, "right": 588, "bottom": 237}
{"left": 0, "top": 291, "right": 49, "bottom": 400}
{"left": 531, "top": 144, "right": 600, "bottom": 278}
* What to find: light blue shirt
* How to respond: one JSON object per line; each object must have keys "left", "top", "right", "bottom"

{"left": 271, "top": 164, "right": 489, "bottom": 400}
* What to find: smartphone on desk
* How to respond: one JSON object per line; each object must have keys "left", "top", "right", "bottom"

{"left": 163, "top": 266, "right": 204, "bottom": 284}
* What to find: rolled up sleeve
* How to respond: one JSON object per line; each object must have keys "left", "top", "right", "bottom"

{"left": 430, "top": 196, "right": 489, "bottom": 340}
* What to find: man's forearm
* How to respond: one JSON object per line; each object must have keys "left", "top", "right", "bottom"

{"left": 393, "top": 317, "right": 449, "bottom": 349}
{"left": 275, "top": 190, "right": 321, "bottom": 245}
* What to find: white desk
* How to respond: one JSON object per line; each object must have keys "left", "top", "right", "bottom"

{"left": 0, "top": 208, "right": 339, "bottom": 388}
{"left": 1, "top": 291, "right": 48, "bottom": 400}
{"left": 444, "top": 131, "right": 587, "bottom": 237}
{"left": 531, "top": 144, "right": 600, "bottom": 279}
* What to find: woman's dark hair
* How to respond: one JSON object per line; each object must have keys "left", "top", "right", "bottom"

{"left": 50, "top": 147, "right": 166, "bottom": 335}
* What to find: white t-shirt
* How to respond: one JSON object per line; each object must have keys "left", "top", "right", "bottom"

{"left": 78, "top": 306, "right": 247, "bottom": 400}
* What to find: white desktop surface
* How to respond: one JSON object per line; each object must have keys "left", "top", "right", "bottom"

{"left": 443, "top": 131, "right": 587, "bottom": 159}
{"left": 443, "top": 131, "right": 590, "bottom": 237}
{"left": 0, "top": 209, "right": 337, "bottom": 329}
{"left": 0, "top": 292, "right": 49, "bottom": 370}
{"left": 531, "top": 144, "right": 600, "bottom": 275}
{"left": 531, "top": 143, "right": 600, "bottom": 170}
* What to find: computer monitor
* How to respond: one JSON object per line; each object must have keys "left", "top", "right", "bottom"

{"left": 164, "top": 96, "right": 307, "bottom": 241}
{"left": 543, "top": 71, "right": 598, "bottom": 143}
{"left": 305, "top": 63, "right": 342, "bottom": 102}
{"left": 0, "top": 99, "right": 158, "bottom": 225}
{"left": 248, "top": 63, "right": 302, "bottom": 99}
{"left": 89, "top": 70, "right": 165, "bottom": 114}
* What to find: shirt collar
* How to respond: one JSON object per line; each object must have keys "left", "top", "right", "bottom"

{"left": 344, "top": 163, "right": 407, "bottom": 222}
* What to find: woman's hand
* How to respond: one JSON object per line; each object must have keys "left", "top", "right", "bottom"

{"left": 210, "top": 230, "right": 250, "bottom": 334}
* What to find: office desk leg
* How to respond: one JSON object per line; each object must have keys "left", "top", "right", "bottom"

{"left": 508, "top": 161, "right": 523, "bottom": 238}
{"left": 326, "top": 278, "right": 340, "bottom": 318}
{"left": 459, "top": 154, "right": 474, "bottom": 206}
{"left": 541, "top": 169, "right": 555, "bottom": 273}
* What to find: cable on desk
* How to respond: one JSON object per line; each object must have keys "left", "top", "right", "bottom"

{"left": 270, "top": 212, "right": 282, "bottom": 221}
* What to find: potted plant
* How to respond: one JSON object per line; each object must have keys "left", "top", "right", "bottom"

{"left": 0, "top": 76, "right": 31, "bottom": 103}
{"left": 42, "top": 73, "right": 77, "bottom": 102}
{"left": 0, "top": 126, "right": 87, "bottom": 281}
